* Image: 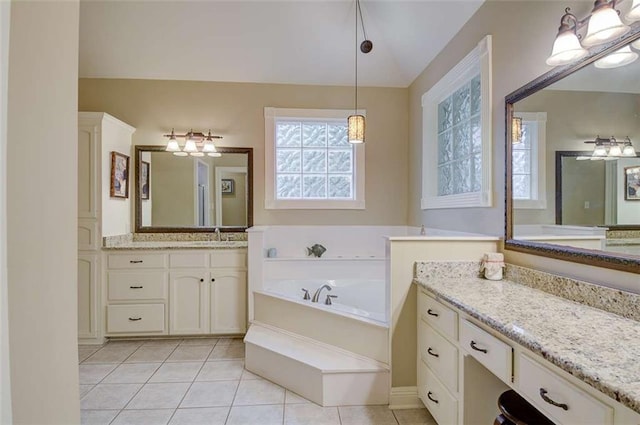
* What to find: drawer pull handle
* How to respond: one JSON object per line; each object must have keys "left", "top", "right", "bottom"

{"left": 427, "top": 309, "right": 439, "bottom": 317}
{"left": 128, "top": 317, "right": 142, "bottom": 321}
{"left": 539, "top": 388, "right": 569, "bottom": 411}
{"left": 427, "top": 391, "right": 439, "bottom": 404}
{"left": 470, "top": 340, "right": 488, "bottom": 353}
{"left": 129, "top": 260, "right": 143, "bottom": 264}
{"left": 130, "top": 286, "right": 143, "bottom": 289}
{"left": 427, "top": 347, "right": 439, "bottom": 358}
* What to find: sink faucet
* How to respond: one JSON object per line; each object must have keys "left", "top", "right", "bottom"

{"left": 312, "top": 284, "right": 332, "bottom": 303}
{"left": 214, "top": 227, "right": 221, "bottom": 241}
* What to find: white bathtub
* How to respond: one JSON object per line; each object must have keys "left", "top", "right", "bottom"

{"left": 263, "top": 279, "right": 387, "bottom": 326}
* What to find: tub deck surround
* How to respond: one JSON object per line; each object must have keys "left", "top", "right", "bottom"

{"left": 414, "top": 261, "right": 640, "bottom": 414}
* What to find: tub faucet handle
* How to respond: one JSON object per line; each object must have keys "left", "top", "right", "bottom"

{"left": 301, "top": 288, "right": 311, "bottom": 300}
{"left": 325, "top": 295, "right": 338, "bottom": 305}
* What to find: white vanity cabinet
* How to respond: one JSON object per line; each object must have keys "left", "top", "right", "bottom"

{"left": 417, "top": 289, "right": 639, "bottom": 425}
{"left": 78, "top": 112, "right": 135, "bottom": 344}
{"left": 105, "top": 248, "right": 247, "bottom": 337}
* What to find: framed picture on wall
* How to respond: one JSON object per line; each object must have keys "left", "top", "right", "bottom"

{"left": 110, "top": 151, "right": 130, "bottom": 198}
{"left": 625, "top": 166, "right": 640, "bottom": 201}
{"left": 141, "top": 161, "right": 150, "bottom": 200}
{"left": 221, "top": 178, "right": 234, "bottom": 194}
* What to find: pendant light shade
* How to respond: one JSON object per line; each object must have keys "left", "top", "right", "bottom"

{"left": 546, "top": 30, "right": 589, "bottom": 66}
{"left": 183, "top": 138, "right": 198, "bottom": 154}
{"left": 632, "top": 39, "right": 640, "bottom": 50}
{"left": 511, "top": 117, "right": 523, "bottom": 144}
{"left": 594, "top": 45, "right": 638, "bottom": 68}
{"left": 626, "top": 0, "right": 640, "bottom": 21}
{"left": 348, "top": 114, "right": 365, "bottom": 144}
{"left": 582, "top": 1, "right": 630, "bottom": 47}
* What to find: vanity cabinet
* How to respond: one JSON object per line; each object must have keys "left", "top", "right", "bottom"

{"left": 105, "top": 249, "right": 247, "bottom": 337}
{"left": 417, "top": 289, "right": 637, "bottom": 425}
{"left": 78, "top": 112, "right": 135, "bottom": 344}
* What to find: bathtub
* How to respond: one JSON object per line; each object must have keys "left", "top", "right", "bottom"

{"left": 263, "top": 279, "right": 387, "bottom": 325}
{"left": 252, "top": 278, "right": 389, "bottom": 364}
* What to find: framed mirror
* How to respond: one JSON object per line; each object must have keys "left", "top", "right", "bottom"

{"left": 505, "top": 24, "right": 640, "bottom": 273}
{"left": 135, "top": 145, "right": 253, "bottom": 232}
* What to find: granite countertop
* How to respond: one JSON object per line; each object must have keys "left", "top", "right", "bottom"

{"left": 103, "top": 240, "right": 248, "bottom": 250}
{"left": 606, "top": 238, "right": 640, "bottom": 246}
{"left": 415, "top": 276, "right": 640, "bottom": 414}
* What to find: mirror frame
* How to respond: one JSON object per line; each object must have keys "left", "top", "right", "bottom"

{"left": 134, "top": 145, "right": 253, "bottom": 233}
{"left": 505, "top": 23, "right": 640, "bottom": 274}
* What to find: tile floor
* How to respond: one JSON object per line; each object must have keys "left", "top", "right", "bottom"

{"left": 79, "top": 338, "right": 436, "bottom": 425}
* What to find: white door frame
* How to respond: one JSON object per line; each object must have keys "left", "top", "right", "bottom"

{"left": 215, "top": 167, "right": 247, "bottom": 226}
{"left": 0, "top": 1, "right": 12, "bottom": 421}
{"left": 194, "top": 159, "right": 210, "bottom": 226}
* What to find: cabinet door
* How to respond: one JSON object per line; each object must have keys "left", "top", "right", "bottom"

{"left": 78, "top": 124, "right": 99, "bottom": 219}
{"left": 78, "top": 253, "right": 99, "bottom": 339}
{"left": 169, "top": 270, "right": 209, "bottom": 335}
{"left": 210, "top": 270, "right": 247, "bottom": 334}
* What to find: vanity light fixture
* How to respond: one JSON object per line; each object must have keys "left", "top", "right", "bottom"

{"left": 347, "top": 0, "right": 372, "bottom": 144}
{"left": 585, "top": 135, "right": 637, "bottom": 159}
{"left": 164, "top": 129, "right": 223, "bottom": 157}
{"left": 546, "top": 0, "right": 631, "bottom": 67}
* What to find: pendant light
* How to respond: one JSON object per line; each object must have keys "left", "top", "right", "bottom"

{"left": 546, "top": 9, "right": 588, "bottom": 66}
{"left": 348, "top": 0, "right": 371, "bottom": 144}
{"left": 582, "top": 0, "right": 630, "bottom": 47}
{"left": 511, "top": 117, "right": 523, "bottom": 144}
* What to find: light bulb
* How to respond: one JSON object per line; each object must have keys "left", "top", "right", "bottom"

{"left": 626, "top": 0, "right": 640, "bottom": 21}
{"left": 594, "top": 45, "right": 638, "bottom": 68}
{"left": 546, "top": 31, "right": 588, "bottom": 66}
{"left": 583, "top": 5, "right": 630, "bottom": 47}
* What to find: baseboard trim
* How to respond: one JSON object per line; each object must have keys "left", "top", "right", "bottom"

{"left": 389, "top": 386, "right": 423, "bottom": 409}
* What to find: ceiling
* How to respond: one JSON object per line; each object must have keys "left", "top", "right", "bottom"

{"left": 79, "top": 0, "right": 484, "bottom": 88}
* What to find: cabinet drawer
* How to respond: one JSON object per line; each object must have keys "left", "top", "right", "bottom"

{"left": 107, "top": 253, "right": 167, "bottom": 269}
{"left": 211, "top": 250, "right": 246, "bottom": 268}
{"left": 107, "top": 304, "right": 165, "bottom": 333}
{"left": 460, "top": 320, "right": 512, "bottom": 384}
{"left": 418, "top": 360, "right": 458, "bottom": 425}
{"left": 518, "top": 354, "right": 613, "bottom": 425}
{"left": 418, "top": 291, "right": 457, "bottom": 340}
{"left": 419, "top": 318, "right": 458, "bottom": 393}
{"left": 108, "top": 272, "right": 168, "bottom": 301}
{"left": 169, "top": 252, "right": 208, "bottom": 268}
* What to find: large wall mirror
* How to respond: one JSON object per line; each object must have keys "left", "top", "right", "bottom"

{"left": 506, "top": 24, "right": 640, "bottom": 273}
{"left": 135, "top": 146, "right": 253, "bottom": 232}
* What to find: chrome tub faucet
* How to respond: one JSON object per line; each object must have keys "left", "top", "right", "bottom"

{"left": 312, "top": 284, "right": 332, "bottom": 302}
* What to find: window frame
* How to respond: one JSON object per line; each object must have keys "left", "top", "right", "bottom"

{"left": 264, "top": 107, "right": 365, "bottom": 210}
{"left": 513, "top": 112, "right": 547, "bottom": 210}
{"left": 421, "top": 35, "right": 492, "bottom": 209}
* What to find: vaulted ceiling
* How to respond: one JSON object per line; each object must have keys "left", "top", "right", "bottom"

{"left": 79, "top": 0, "right": 484, "bottom": 88}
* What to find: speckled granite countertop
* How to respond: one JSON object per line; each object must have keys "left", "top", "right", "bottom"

{"left": 415, "top": 276, "right": 640, "bottom": 414}
{"left": 103, "top": 241, "right": 248, "bottom": 250}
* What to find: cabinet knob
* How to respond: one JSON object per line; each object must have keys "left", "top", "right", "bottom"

{"left": 211, "top": 278, "right": 216, "bottom": 282}
{"left": 200, "top": 278, "right": 204, "bottom": 282}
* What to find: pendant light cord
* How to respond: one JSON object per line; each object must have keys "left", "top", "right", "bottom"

{"left": 354, "top": 0, "right": 359, "bottom": 114}
{"left": 357, "top": 0, "right": 367, "bottom": 42}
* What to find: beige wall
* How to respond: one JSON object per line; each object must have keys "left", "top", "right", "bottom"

{"left": 151, "top": 153, "right": 196, "bottom": 226}
{"left": 561, "top": 159, "right": 605, "bottom": 225}
{"left": 514, "top": 90, "right": 640, "bottom": 225}
{"left": 221, "top": 172, "right": 247, "bottom": 227}
{"left": 7, "top": 1, "right": 80, "bottom": 423}
{"left": 78, "top": 79, "right": 409, "bottom": 226}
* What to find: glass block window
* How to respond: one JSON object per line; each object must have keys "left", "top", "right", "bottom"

{"left": 513, "top": 112, "right": 547, "bottom": 209}
{"left": 264, "top": 108, "right": 365, "bottom": 210}
{"left": 437, "top": 74, "right": 482, "bottom": 196}
{"left": 422, "top": 35, "right": 492, "bottom": 209}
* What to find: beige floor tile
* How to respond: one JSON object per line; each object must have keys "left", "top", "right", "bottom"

{"left": 233, "top": 379, "right": 285, "bottom": 406}
{"left": 196, "top": 360, "right": 244, "bottom": 381}
{"left": 241, "top": 369, "right": 263, "bottom": 381}
{"left": 208, "top": 343, "right": 244, "bottom": 360}
{"left": 180, "top": 337, "right": 219, "bottom": 346}
{"left": 106, "top": 340, "right": 144, "bottom": 349}
{"left": 180, "top": 381, "right": 239, "bottom": 408}
{"left": 102, "top": 363, "right": 162, "bottom": 384}
{"left": 84, "top": 345, "right": 139, "bottom": 364}
{"left": 79, "top": 385, "right": 95, "bottom": 399}
{"left": 284, "top": 404, "right": 340, "bottom": 425}
{"left": 216, "top": 338, "right": 244, "bottom": 345}
{"left": 126, "top": 345, "right": 177, "bottom": 363}
{"left": 111, "top": 409, "right": 175, "bottom": 425}
{"left": 149, "top": 362, "right": 204, "bottom": 383}
{"left": 79, "top": 346, "right": 101, "bottom": 363}
{"left": 167, "top": 345, "right": 213, "bottom": 362}
{"left": 392, "top": 408, "right": 436, "bottom": 425}
{"left": 226, "top": 405, "right": 284, "bottom": 425}
{"left": 285, "top": 390, "right": 312, "bottom": 404}
{"left": 126, "top": 382, "right": 191, "bottom": 409}
{"left": 80, "top": 409, "right": 120, "bottom": 425}
{"left": 339, "top": 406, "right": 398, "bottom": 425}
{"left": 79, "top": 364, "right": 119, "bottom": 384}
{"left": 80, "top": 383, "right": 143, "bottom": 410}
{"left": 169, "top": 407, "right": 229, "bottom": 425}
